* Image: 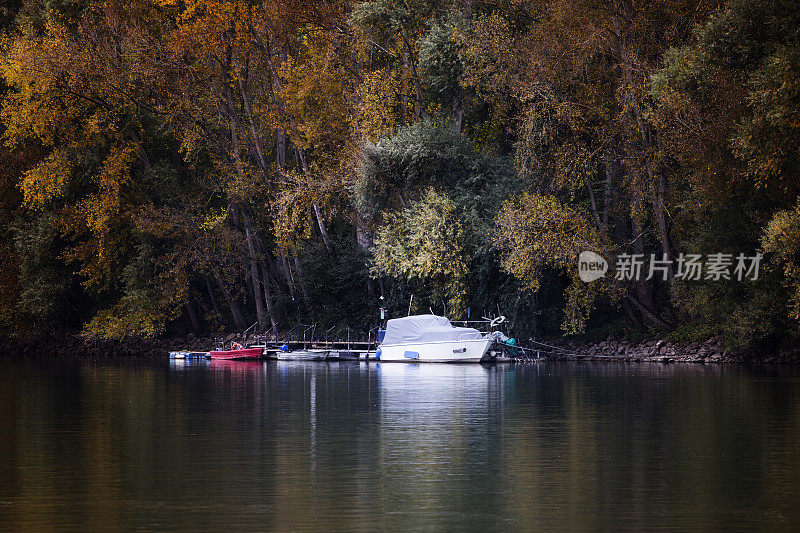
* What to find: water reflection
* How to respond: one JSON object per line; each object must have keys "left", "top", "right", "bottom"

{"left": 1, "top": 358, "right": 800, "bottom": 530}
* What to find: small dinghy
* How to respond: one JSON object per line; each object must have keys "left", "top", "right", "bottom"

{"left": 170, "top": 351, "right": 210, "bottom": 359}
{"left": 274, "top": 349, "right": 329, "bottom": 361}
{"left": 326, "top": 350, "right": 359, "bottom": 361}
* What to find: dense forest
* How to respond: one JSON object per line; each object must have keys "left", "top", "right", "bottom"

{"left": 0, "top": 0, "right": 798, "bottom": 352}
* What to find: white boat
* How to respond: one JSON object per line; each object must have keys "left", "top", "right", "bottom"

{"left": 376, "top": 315, "right": 497, "bottom": 363}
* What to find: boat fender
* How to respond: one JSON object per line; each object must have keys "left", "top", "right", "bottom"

{"left": 280, "top": 344, "right": 290, "bottom": 352}
{"left": 231, "top": 342, "right": 243, "bottom": 350}
{"left": 375, "top": 348, "right": 381, "bottom": 360}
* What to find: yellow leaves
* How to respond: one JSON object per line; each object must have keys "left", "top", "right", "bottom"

{"left": 494, "top": 192, "right": 596, "bottom": 288}
{"left": 21, "top": 149, "right": 73, "bottom": 208}
{"left": 82, "top": 143, "right": 136, "bottom": 235}
{"left": 55, "top": 143, "right": 137, "bottom": 289}
{"left": 273, "top": 169, "right": 318, "bottom": 252}
{"left": 1, "top": 31, "right": 79, "bottom": 147}
{"left": 494, "top": 192, "right": 616, "bottom": 333}
{"left": 459, "top": 13, "right": 514, "bottom": 94}
{"left": 83, "top": 296, "right": 167, "bottom": 338}
{"left": 279, "top": 35, "right": 350, "bottom": 155}
{"left": 200, "top": 208, "right": 228, "bottom": 232}
{"left": 762, "top": 200, "right": 800, "bottom": 321}
{"left": 357, "top": 67, "right": 402, "bottom": 142}
{"left": 373, "top": 188, "right": 471, "bottom": 314}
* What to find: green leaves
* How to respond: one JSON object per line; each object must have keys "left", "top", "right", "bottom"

{"left": 418, "top": 17, "right": 464, "bottom": 104}
{"left": 493, "top": 192, "right": 618, "bottom": 334}
{"left": 355, "top": 119, "right": 473, "bottom": 217}
{"left": 373, "top": 188, "right": 471, "bottom": 315}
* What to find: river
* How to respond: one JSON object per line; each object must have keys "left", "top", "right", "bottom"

{"left": 1, "top": 357, "right": 799, "bottom": 530}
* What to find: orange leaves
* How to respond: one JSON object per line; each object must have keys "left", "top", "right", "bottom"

{"left": 279, "top": 47, "right": 350, "bottom": 155}
{"left": 81, "top": 143, "right": 136, "bottom": 235}
{"left": 20, "top": 149, "right": 73, "bottom": 208}
{"left": 356, "top": 67, "right": 402, "bottom": 142}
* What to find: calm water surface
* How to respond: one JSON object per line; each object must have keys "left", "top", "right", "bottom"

{"left": 2, "top": 357, "right": 800, "bottom": 530}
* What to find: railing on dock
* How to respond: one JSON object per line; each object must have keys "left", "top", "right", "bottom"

{"left": 234, "top": 322, "right": 378, "bottom": 352}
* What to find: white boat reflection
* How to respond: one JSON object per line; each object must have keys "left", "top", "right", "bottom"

{"left": 376, "top": 362, "right": 499, "bottom": 413}
{"left": 169, "top": 358, "right": 210, "bottom": 369}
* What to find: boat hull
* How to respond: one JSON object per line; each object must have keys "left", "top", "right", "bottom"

{"left": 273, "top": 350, "right": 329, "bottom": 361}
{"left": 208, "top": 347, "right": 264, "bottom": 360}
{"left": 377, "top": 338, "right": 494, "bottom": 363}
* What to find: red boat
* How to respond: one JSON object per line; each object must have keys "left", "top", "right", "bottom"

{"left": 208, "top": 346, "right": 264, "bottom": 360}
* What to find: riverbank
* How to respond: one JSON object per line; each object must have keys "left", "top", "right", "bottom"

{"left": 544, "top": 336, "right": 800, "bottom": 364}
{"left": 1, "top": 331, "right": 799, "bottom": 364}
{"left": 0, "top": 333, "right": 221, "bottom": 358}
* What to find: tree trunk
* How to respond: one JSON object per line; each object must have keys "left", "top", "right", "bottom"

{"left": 630, "top": 220, "right": 660, "bottom": 326}
{"left": 622, "top": 299, "right": 644, "bottom": 331}
{"left": 281, "top": 253, "right": 297, "bottom": 305}
{"left": 259, "top": 261, "right": 279, "bottom": 332}
{"left": 295, "top": 147, "right": 334, "bottom": 257}
{"left": 293, "top": 253, "right": 313, "bottom": 319}
{"left": 276, "top": 127, "right": 286, "bottom": 171}
{"left": 243, "top": 213, "right": 266, "bottom": 330}
{"left": 585, "top": 176, "right": 603, "bottom": 230}
{"left": 603, "top": 153, "right": 616, "bottom": 227}
{"left": 205, "top": 276, "right": 221, "bottom": 318}
{"left": 652, "top": 172, "right": 674, "bottom": 275}
{"left": 626, "top": 294, "right": 670, "bottom": 330}
{"left": 401, "top": 38, "right": 425, "bottom": 119}
{"left": 213, "top": 270, "right": 248, "bottom": 330}
{"left": 186, "top": 298, "right": 201, "bottom": 334}
{"left": 613, "top": 5, "right": 673, "bottom": 275}
{"left": 355, "top": 220, "right": 376, "bottom": 298}
{"left": 237, "top": 75, "right": 271, "bottom": 187}
{"left": 452, "top": 87, "right": 463, "bottom": 133}
{"left": 225, "top": 79, "right": 268, "bottom": 330}
{"left": 311, "top": 202, "right": 333, "bottom": 255}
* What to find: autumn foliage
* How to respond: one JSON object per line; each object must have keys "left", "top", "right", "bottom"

{"left": 0, "top": 0, "right": 798, "bottom": 353}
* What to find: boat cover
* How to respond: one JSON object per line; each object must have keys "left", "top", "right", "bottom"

{"left": 381, "top": 314, "right": 484, "bottom": 345}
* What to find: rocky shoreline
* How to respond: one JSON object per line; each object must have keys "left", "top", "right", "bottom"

{"left": 544, "top": 336, "right": 800, "bottom": 364}
{"left": 1, "top": 332, "right": 798, "bottom": 364}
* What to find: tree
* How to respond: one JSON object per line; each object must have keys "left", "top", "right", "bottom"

{"left": 374, "top": 188, "right": 472, "bottom": 315}
{"left": 494, "top": 191, "right": 619, "bottom": 333}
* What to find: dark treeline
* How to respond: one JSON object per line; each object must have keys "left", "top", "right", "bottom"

{"left": 0, "top": 0, "right": 798, "bottom": 353}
